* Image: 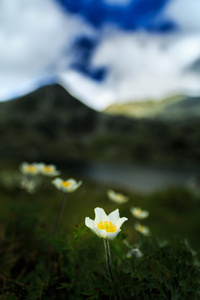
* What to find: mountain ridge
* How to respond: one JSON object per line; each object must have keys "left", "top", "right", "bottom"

{"left": 0, "top": 84, "right": 200, "bottom": 168}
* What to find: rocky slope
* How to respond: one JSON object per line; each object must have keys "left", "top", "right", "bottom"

{"left": 0, "top": 84, "right": 200, "bottom": 168}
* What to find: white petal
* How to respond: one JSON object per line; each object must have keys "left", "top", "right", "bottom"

{"left": 143, "top": 211, "right": 149, "bottom": 218}
{"left": 49, "top": 164, "right": 56, "bottom": 169}
{"left": 107, "top": 190, "right": 115, "bottom": 200}
{"left": 106, "top": 228, "right": 121, "bottom": 240}
{"left": 74, "top": 180, "right": 82, "bottom": 189}
{"left": 65, "top": 179, "right": 82, "bottom": 192}
{"left": 66, "top": 178, "right": 77, "bottom": 185}
{"left": 38, "top": 162, "right": 44, "bottom": 167}
{"left": 95, "top": 227, "right": 107, "bottom": 238}
{"left": 70, "top": 182, "right": 82, "bottom": 192}
{"left": 85, "top": 217, "right": 95, "bottom": 229}
{"left": 94, "top": 207, "right": 108, "bottom": 223}
{"left": 85, "top": 217, "right": 99, "bottom": 235}
{"left": 108, "top": 209, "right": 119, "bottom": 224}
{"left": 116, "top": 217, "right": 128, "bottom": 229}
{"left": 54, "top": 178, "right": 62, "bottom": 184}
{"left": 52, "top": 178, "right": 62, "bottom": 188}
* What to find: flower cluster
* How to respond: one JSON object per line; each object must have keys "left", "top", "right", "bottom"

{"left": 18, "top": 159, "right": 153, "bottom": 287}
{"left": 20, "top": 162, "right": 60, "bottom": 177}
{"left": 130, "top": 206, "right": 150, "bottom": 236}
{"left": 106, "top": 188, "right": 151, "bottom": 237}
{"left": 19, "top": 161, "right": 150, "bottom": 244}
{"left": 19, "top": 162, "right": 61, "bottom": 193}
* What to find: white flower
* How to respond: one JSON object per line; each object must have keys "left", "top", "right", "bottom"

{"left": 127, "top": 248, "right": 143, "bottom": 259}
{"left": 37, "top": 163, "right": 60, "bottom": 177}
{"left": 19, "top": 162, "right": 40, "bottom": 176}
{"left": 107, "top": 189, "right": 129, "bottom": 204}
{"left": 20, "top": 178, "right": 38, "bottom": 193}
{"left": 134, "top": 223, "right": 151, "bottom": 236}
{"left": 130, "top": 207, "right": 149, "bottom": 219}
{"left": 85, "top": 207, "right": 128, "bottom": 240}
{"left": 52, "top": 178, "right": 82, "bottom": 193}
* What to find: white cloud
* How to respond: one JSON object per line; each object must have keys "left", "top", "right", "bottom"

{"left": 0, "top": 0, "right": 95, "bottom": 100}
{"left": 164, "top": 0, "right": 200, "bottom": 31}
{"left": 59, "top": 70, "right": 116, "bottom": 110}
{"left": 59, "top": 31, "right": 200, "bottom": 110}
{"left": 0, "top": 0, "right": 200, "bottom": 111}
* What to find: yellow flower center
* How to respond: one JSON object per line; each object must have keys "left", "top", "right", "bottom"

{"left": 43, "top": 165, "right": 53, "bottom": 173}
{"left": 97, "top": 221, "right": 117, "bottom": 233}
{"left": 26, "top": 165, "right": 37, "bottom": 173}
{"left": 61, "top": 181, "right": 71, "bottom": 188}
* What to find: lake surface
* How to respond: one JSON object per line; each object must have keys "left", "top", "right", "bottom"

{"left": 64, "top": 160, "right": 200, "bottom": 193}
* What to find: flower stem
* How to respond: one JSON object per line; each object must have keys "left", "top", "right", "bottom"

{"left": 104, "top": 240, "right": 120, "bottom": 300}
{"left": 104, "top": 239, "right": 114, "bottom": 282}
{"left": 53, "top": 193, "right": 66, "bottom": 232}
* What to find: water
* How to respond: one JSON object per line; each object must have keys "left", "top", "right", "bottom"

{"left": 64, "top": 160, "right": 200, "bottom": 193}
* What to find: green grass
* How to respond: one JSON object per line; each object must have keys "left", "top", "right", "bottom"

{"left": 1, "top": 165, "right": 200, "bottom": 248}
{"left": 1, "top": 176, "right": 200, "bottom": 247}
{"left": 0, "top": 165, "right": 200, "bottom": 299}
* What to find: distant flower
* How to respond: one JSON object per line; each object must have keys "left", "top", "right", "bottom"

{"left": 52, "top": 178, "right": 81, "bottom": 232}
{"left": 127, "top": 248, "right": 143, "bottom": 259}
{"left": 134, "top": 223, "right": 151, "bottom": 236}
{"left": 107, "top": 189, "right": 129, "bottom": 204}
{"left": 20, "top": 178, "right": 39, "bottom": 194}
{"left": 123, "top": 240, "right": 143, "bottom": 258}
{"left": 20, "top": 162, "right": 40, "bottom": 176}
{"left": 85, "top": 207, "right": 128, "bottom": 240}
{"left": 52, "top": 178, "right": 82, "bottom": 193}
{"left": 130, "top": 207, "right": 149, "bottom": 219}
{"left": 38, "top": 163, "right": 60, "bottom": 177}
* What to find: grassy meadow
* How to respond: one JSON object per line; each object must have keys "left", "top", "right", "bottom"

{"left": 0, "top": 160, "right": 200, "bottom": 299}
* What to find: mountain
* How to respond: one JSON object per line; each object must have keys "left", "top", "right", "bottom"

{"left": 104, "top": 95, "right": 200, "bottom": 120}
{"left": 0, "top": 84, "right": 200, "bottom": 168}
{"left": 0, "top": 84, "right": 100, "bottom": 163}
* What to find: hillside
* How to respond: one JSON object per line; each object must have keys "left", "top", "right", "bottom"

{"left": 0, "top": 84, "right": 100, "bottom": 163}
{"left": 104, "top": 95, "right": 200, "bottom": 120}
{"left": 0, "top": 84, "right": 200, "bottom": 168}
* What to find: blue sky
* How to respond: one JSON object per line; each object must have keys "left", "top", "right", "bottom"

{"left": 0, "top": 0, "right": 200, "bottom": 110}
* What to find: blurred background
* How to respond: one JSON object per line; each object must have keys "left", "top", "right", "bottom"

{"left": 0, "top": 0, "right": 200, "bottom": 193}
{"left": 1, "top": 4, "right": 200, "bottom": 297}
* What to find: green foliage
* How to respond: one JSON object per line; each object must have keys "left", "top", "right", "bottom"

{"left": 0, "top": 171, "right": 200, "bottom": 299}
{"left": 1, "top": 209, "right": 200, "bottom": 299}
